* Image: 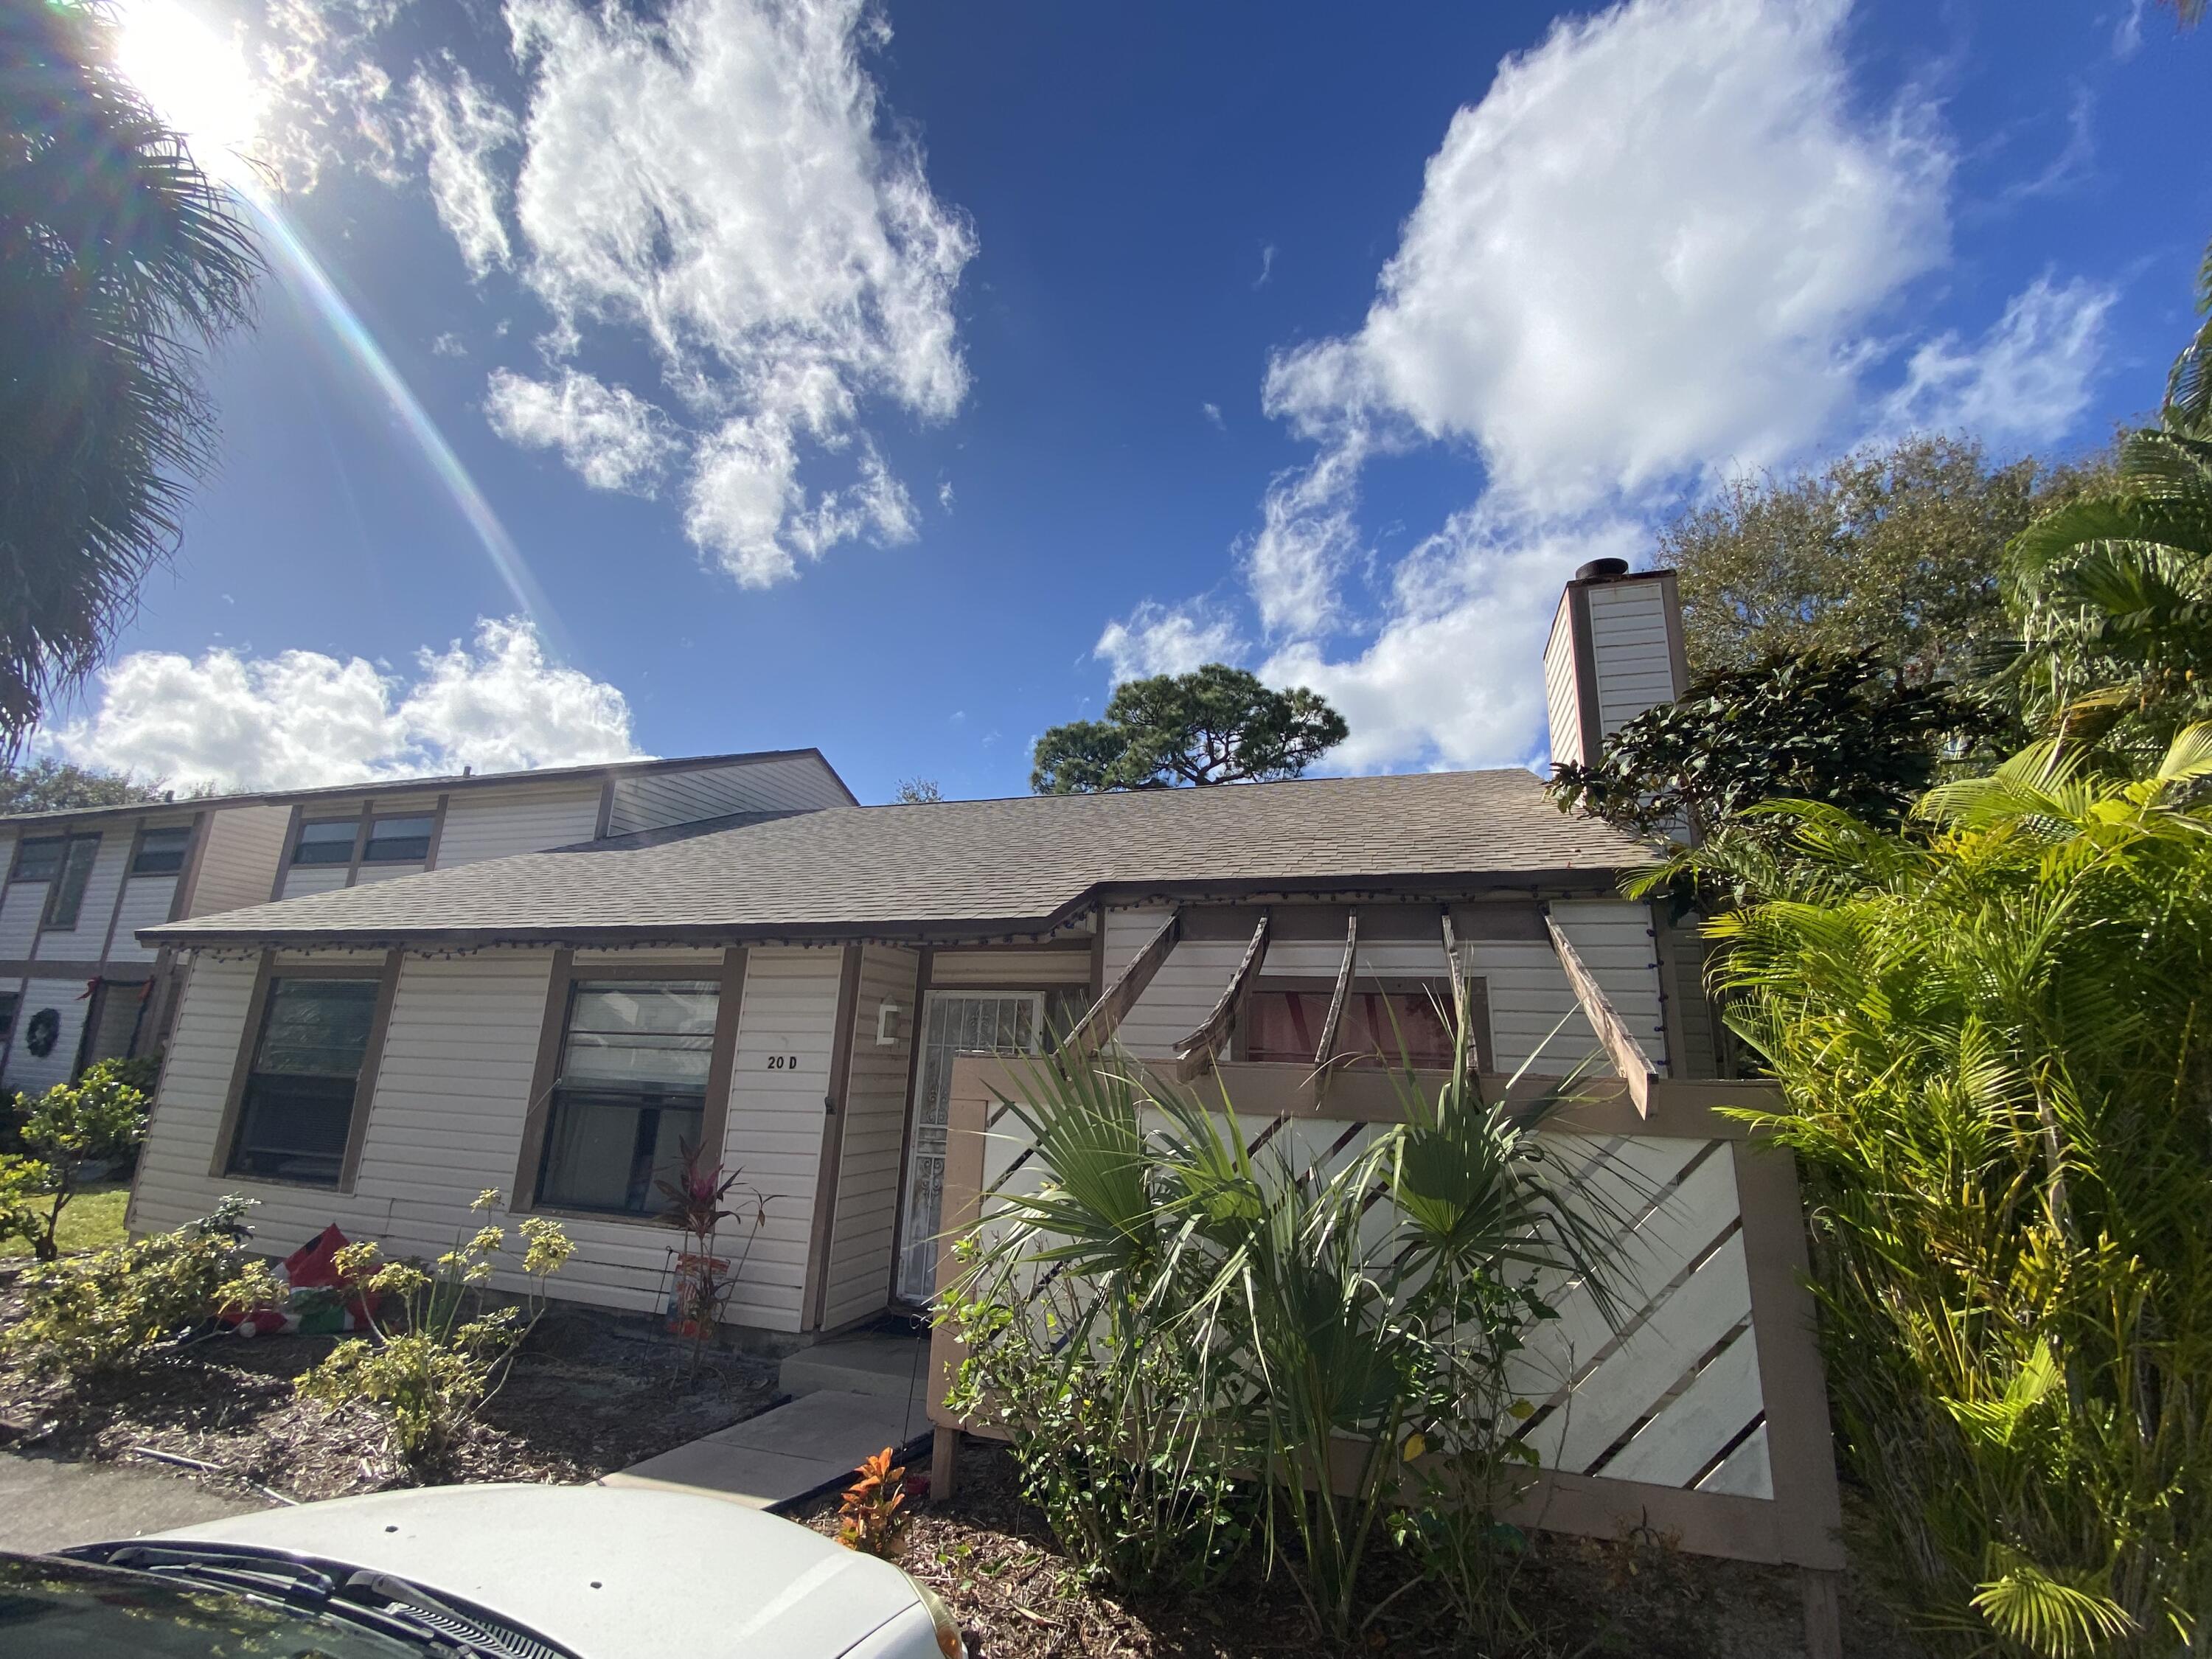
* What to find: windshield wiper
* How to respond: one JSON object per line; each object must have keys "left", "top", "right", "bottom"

{"left": 74, "top": 1542, "right": 504, "bottom": 1656}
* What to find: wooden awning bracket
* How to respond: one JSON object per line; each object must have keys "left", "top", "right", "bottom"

{"left": 1173, "top": 911, "right": 1272, "bottom": 1081}
{"left": 1312, "top": 911, "right": 1359, "bottom": 1074}
{"left": 1065, "top": 908, "right": 1181, "bottom": 1057}
{"left": 1544, "top": 908, "right": 1658, "bottom": 1117}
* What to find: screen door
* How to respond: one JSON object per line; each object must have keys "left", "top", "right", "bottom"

{"left": 894, "top": 991, "right": 1044, "bottom": 1302}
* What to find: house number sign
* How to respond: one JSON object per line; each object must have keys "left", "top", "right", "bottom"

{"left": 763, "top": 1054, "right": 801, "bottom": 1069}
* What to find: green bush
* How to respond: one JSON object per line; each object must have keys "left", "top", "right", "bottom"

{"left": 1668, "top": 726, "right": 2212, "bottom": 1655}
{"left": 293, "top": 1190, "right": 574, "bottom": 1467}
{"left": 0, "top": 1072, "right": 149, "bottom": 1262}
{"left": 946, "top": 996, "right": 1621, "bottom": 1638}
{"left": 4, "top": 1197, "right": 257, "bottom": 1380}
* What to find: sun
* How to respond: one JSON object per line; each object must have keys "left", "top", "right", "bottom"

{"left": 111, "top": 0, "right": 265, "bottom": 184}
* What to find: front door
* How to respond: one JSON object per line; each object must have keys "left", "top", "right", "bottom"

{"left": 895, "top": 991, "right": 1044, "bottom": 1303}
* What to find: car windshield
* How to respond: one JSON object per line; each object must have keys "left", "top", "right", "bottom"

{"left": 1, "top": 1552, "right": 434, "bottom": 1658}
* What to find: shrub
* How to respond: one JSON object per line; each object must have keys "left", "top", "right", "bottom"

{"left": 3, "top": 1197, "right": 258, "bottom": 1380}
{"left": 835, "top": 1447, "right": 911, "bottom": 1559}
{"left": 0, "top": 1070, "right": 148, "bottom": 1261}
{"left": 1669, "top": 726, "right": 2212, "bottom": 1655}
{"left": 947, "top": 993, "right": 1622, "bottom": 1636}
{"left": 293, "top": 1190, "right": 574, "bottom": 1467}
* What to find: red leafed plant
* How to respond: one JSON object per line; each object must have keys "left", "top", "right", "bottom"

{"left": 654, "top": 1141, "right": 768, "bottom": 1369}
{"left": 836, "top": 1447, "right": 910, "bottom": 1559}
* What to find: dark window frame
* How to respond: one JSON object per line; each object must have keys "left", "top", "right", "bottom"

{"left": 40, "top": 834, "right": 103, "bottom": 931}
{"left": 128, "top": 823, "right": 194, "bottom": 878}
{"left": 514, "top": 950, "right": 746, "bottom": 1224}
{"left": 10, "top": 835, "right": 63, "bottom": 883}
{"left": 211, "top": 953, "right": 403, "bottom": 1192}
{"left": 289, "top": 817, "right": 362, "bottom": 867}
{"left": 361, "top": 813, "right": 436, "bottom": 866}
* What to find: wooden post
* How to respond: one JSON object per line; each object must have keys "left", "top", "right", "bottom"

{"left": 930, "top": 1425, "right": 961, "bottom": 1502}
{"left": 1801, "top": 1568, "right": 1843, "bottom": 1659}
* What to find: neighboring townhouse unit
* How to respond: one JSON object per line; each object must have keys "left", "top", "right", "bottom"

{"left": 0, "top": 749, "right": 852, "bottom": 1096}
{"left": 125, "top": 563, "right": 1708, "bottom": 1346}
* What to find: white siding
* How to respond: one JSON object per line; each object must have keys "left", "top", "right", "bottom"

{"left": 33, "top": 833, "right": 129, "bottom": 961}
{"left": 1099, "top": 902, "right": 1666, "bottom": 1077}
{"left": 185, "top": 805, "right": 291, "bottom": 917}
{"left": 605, "top": 755, "right": 852, "bottom": 835}
{"left": 434, "top": 783, "right": 602, "bottom": 867}
{"left": 1543, "top": 597, "right": 1584, "bottom": 768}
{"left": 5, "top": 976, "right": 95, "bottom": 1095}
{"left": 720, "top": 947, "right": 844, "bottom": 1330}
{"left": 128, "top": 951, "right": 258, "bottom": 1234}
{"left": 108, "top": 877, "right": 179, "bottom": 961}
{"left": 0, "top": 874, "right": 44, "bottom": 959}
{"left": 278, "top": 866, "right": 350, "bottom": 900}
{"left": 821, "top": 946, "right": 920, "bottom": 1329}
{"left": 1586, "top": 579, "right": 1680, "bottom": 742}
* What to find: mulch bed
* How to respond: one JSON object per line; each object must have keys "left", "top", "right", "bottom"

{"left": 0, "top": 1270, "right": 779, "bottom": 1503}
{"left": 793, "top": 1438, "right": 1927, "bottom": 1659}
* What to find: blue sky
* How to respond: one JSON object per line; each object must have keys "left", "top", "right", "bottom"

{"left": 52, "top": 0, "right": 2212, "bottom": 801}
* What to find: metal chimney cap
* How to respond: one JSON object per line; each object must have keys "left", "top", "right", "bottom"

{"left": 1575, "top": 557, "right": 1630, "bottom": 582}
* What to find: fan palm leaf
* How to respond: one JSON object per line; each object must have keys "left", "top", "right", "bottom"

{"left": 0, "top": 0, "right": 261, "bottom": 749}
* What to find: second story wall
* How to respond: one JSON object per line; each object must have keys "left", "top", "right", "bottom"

{"left": 605, "top": 753, "right": 852, "bottom": 835}
{"left": 434, "top": 782, "right": 602, "bottom": 867}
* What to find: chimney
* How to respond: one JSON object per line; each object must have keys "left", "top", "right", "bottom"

{"left": 1543, "top": 559, "right": 1688, "bottom": 772}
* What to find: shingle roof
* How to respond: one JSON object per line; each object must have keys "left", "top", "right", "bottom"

{"left": 142, "top": 769, "right": 1657, "bottom": 947}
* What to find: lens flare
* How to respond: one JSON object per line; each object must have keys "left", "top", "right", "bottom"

{"left": 109, "top": 0, "right": 560, "bottom": 643}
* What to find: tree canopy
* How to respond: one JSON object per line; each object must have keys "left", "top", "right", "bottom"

{"left": 1994, "top": 240, "right": 2212, "bottom": 764}
{"left": 1663, "top": 434, "right": 2105, "bottom": 685}
{"left": 0, "top": 1, "right": 262, "bottom": 752}
{"left": 0, "top": 758, "right": 162, "bottom": 814}
{"left": 1031, "top": 665, "right": 1348, "bottom": 793}
{"left": 1547, "top": 650, "right": 1987, "bottom": 843}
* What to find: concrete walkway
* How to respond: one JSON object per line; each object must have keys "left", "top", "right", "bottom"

{"left": 605, "top": 1332, "right": 931, "bottom": 1509}
{"left": 0, "top": 1451, "right": 271, "bottom": 1553}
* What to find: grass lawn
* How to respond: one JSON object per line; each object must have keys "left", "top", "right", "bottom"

{"left": 0, "top": 1180, "right": 129, "bottom": 1259}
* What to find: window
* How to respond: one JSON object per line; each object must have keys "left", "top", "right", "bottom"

{"left": 227, "top": 977, "right": 382, "bottom": 1185}
{"left": 1245, "top": 986, "right": 1460, "bottom": 1070}
{"left": 131, "top": 825, "right": 192, "bottom": 877}
{"left": 0, "top": 992, "right": 17, "bottom": 1044}
{"left": 291, "top": 818, "right": 358, "bottom": 866}
{"left": 11, "top": 836, "right": 62, "bottom": 883}
{"left": 361, "top": 814, "right": 434, "bottom": 864}
{"left": 535, "top": 980, "right": 720, "bottom": 1216}
{"left": 41, "top": 835, "right": 101, "bottom": 931}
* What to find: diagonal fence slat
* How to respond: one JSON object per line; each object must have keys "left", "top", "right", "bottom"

{"left": 928, "top": 1054, "right": 1841, "bottom": 1579}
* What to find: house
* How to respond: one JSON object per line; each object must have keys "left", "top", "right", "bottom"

{"left": 0, "top": 750, "right": 852, "bottom": 1097}
{"left": 121, "top": 563, "right": 1700, "bottom": 1343}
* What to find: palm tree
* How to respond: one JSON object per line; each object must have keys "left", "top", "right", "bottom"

{"left": 0, "top": 0, "right": 261, "bottom": 751}
{"left": 2000, "top": 240, "right": 2212, "bottom": 761}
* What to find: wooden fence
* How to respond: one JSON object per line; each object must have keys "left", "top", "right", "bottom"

{"left": 922, "top": 1055, "right": 1847, "bottom": 1655}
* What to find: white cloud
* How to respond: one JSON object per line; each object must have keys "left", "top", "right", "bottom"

{"left": 411, "top": 64, "right": 518, "bottom": 277}
{"left": 1201, "top": 401, "right": 1225, "bottom": 431}
{"left": 1095, "top": 601, "right": 1245, "bottom": 684}
{"left": 1111, "top": 0, "right": 2121, "bottom": 776}
{"left": 1265, "top": 0, "right": 1950, "bottom": 514}
{"left": 501, "top": 0, "right": 973, "bottom": 582}
{"left": 46, "top": 618, "right": 638, "bottom": 790}
{"left": 1882, "top": 275, "right": 2115, "bottom": 446}
{"left": 485, "top": 368, "right": 681, "bottom": 495}
{"left": 1242, "top": 434, "right": 1371, "bottom": 638}
{"left": 1263, "top": 512, "right": 1644, "bottom": 771}
{"left": 254, "top": 0, "right": 972, "bottom": 588}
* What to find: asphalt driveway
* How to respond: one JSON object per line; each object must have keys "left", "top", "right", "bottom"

{"left": 0, "top": 1451, "right": 271, "bottom": 1553}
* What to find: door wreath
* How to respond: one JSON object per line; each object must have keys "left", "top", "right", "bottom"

{"left": 24, "top": 1006, "right": 60, "bottom": 1058}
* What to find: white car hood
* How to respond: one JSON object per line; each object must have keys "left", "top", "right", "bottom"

{"left": 151, "top": 1483, "right": 922, "bottom": 1659}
